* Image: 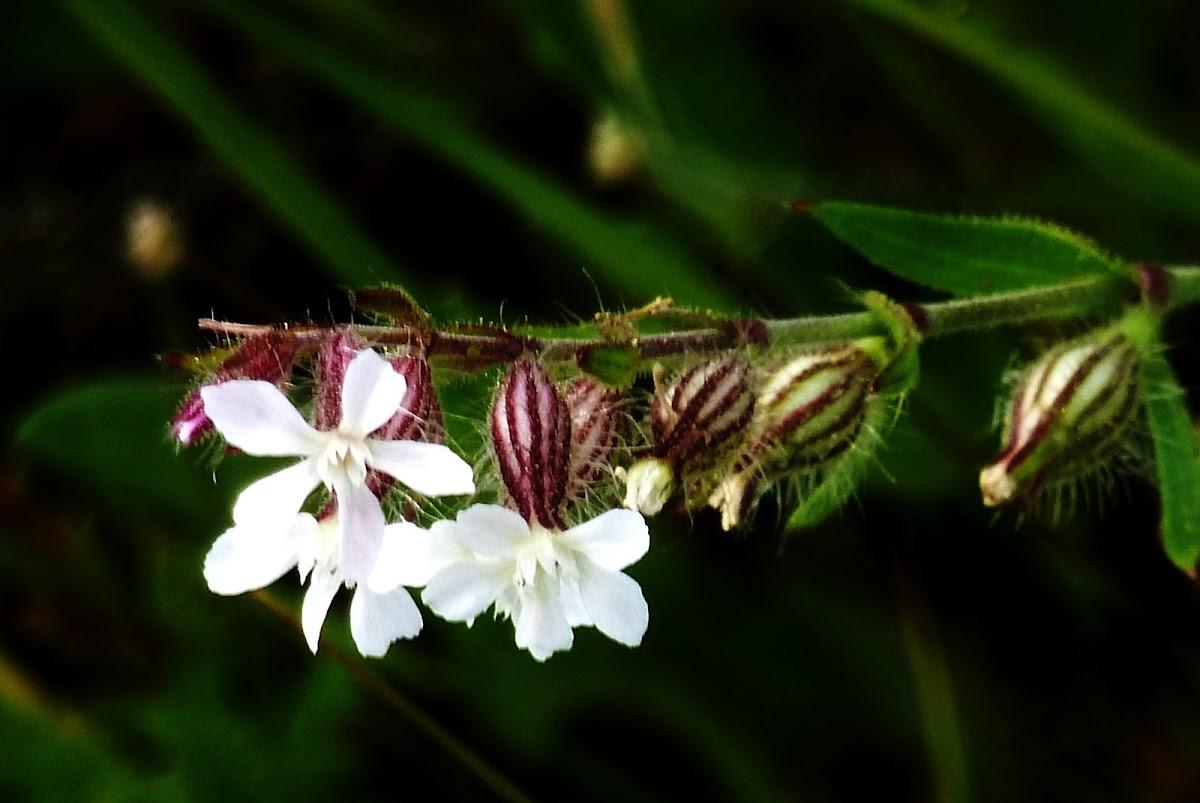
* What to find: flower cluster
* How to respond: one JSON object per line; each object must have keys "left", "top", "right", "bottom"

{"left": 173, "top": 299, "right": 1160, "bottom": 660}
{"left": 176, "top": 332, "right": 649, "bottom": 661}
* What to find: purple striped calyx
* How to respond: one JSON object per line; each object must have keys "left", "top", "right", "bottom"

{"left": 491, "top": 360, "right": 573, "bottom": 530}
{"left": 709, "top": 338, "right": 887, "bottom": 530}
{"left": 624, "top": 355, "right": 755, "bottom": 515}
{"left": 171, "top": 331, "right": 304, "bottom": 445}
{"left": 980, "top": 317, "right": 1148, "bottom": 507}
{"left": 564, "top": 376, "right": 622, "bottom": 506}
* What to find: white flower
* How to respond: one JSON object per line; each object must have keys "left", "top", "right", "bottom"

{"left": 200, "top": 348, "right": 475, "bottom": 583}
{"left": 413, "top": 504, "right": 650, "bottom": 661}
{"left": 205, "top": 512, "right": 436, "bottom": 657}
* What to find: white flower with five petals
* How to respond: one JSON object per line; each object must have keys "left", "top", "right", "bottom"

{"left": 411, "top": 504, "right": 650, "bottom": 661}
{"left": 205, "top": 512, "right": 440, "bottom": 656}
{"left": 200, "top": 348, "right": 475, "bottom": 583}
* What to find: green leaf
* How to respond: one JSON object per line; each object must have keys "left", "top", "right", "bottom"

{"left": 1141, "top": 353, "right": 1200, "bottom": 572}
{"left": 810, "top": 201, "right": 1124, "bottom": 296}
{"left": 194, "top": 0, "right": 734, "bottom": 310}
{"left": 16, "top": 379, "right": 209, "bottom": 520}
{"left": 61, "top": 0, "right": 414, "bottom": 293}
{"left": 852, "top": 0, "right": 1200, "bottom": 223}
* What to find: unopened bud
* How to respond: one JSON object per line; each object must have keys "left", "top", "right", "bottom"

{"left": 314, "top": 328, "right": 369, "bottom": 431}
{"left": 980, "top": 325, "right": 1143, "bottom": 507}
{"left": 564, "top": 376, "right": 621, "bottom": 504}
{"left": 649, "top": 355, "right": 755, "bottom": 467}
{"left": 491, "top": 361, "right": 572, "bottom": 529}
{"left": 710, "top": 339, "right": 885, "bottom": 530}
{"left": 366, "top": 353, "right": 445, "bottom": 500}
{"left": 171, "top": 332, "right": 304, "bottom": 446}
{"left": 622, "top": 458, "right": 674, "bottom": 515}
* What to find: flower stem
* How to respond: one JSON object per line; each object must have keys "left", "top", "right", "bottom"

{"left": 197, "top": 266, "right": 1200, "bottom": 372}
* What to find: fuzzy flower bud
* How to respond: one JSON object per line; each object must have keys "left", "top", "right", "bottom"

{"left": 710, "top": 339, "right": 886, "bottom": 530}
{"left": 649, "top": 355, "right": 755, "bottom": 465}
{"left": 491, "top": 361, "right": 572, "bottom": 529}
{"left": 980, "top": 322, "right": 1145, "bottom": 507}
{"left": 314, "top": 328, "right": 368, "bottom": 432}
{"left": 623, "top": 355, "right": 755, "bottom": 515}
{"left": 171, "top": 332, "right": 303, "bottom": 445}
{"left": 564, "top": 376, "right": 621, "bottom": 505}
{"left": 622, "top": 458, "right": 674, "bottom": 515}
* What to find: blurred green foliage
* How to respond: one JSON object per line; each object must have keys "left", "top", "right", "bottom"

{"left": 4, "top": 0, "right": 1200, "bottom": 800}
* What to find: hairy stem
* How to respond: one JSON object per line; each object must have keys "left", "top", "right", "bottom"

{"left": 198, "top": 266, "right": 1200, "bottom": 371}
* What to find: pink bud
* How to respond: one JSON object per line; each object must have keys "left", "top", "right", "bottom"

{"left": 564, "top": 376, "right": 621, "bottom": 505}
{"left": 170, "top": 389, "right": 212, "bottom": 445}
{"left": 366, "top": 353, "right": 446, "bottom": 501}
{"left": 313, "top": 328, "right": 368, "bottom": 432}
{"left": 171, "top": 332, "right": 304, "bottom": 446}
{"left": 491, "top": 361, "right": 572, "bottom": 529}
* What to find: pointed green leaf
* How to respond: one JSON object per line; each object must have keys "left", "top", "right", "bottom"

{"left": 810, "top": 201, "right": 1125, "bottom": 296}
{"left": 1141, "top": 353, "right": 1200, "bottom": 572}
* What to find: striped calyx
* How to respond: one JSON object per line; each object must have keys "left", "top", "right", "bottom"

{"left": 980, "top": 328, "right": 1142, "bottom": 507}
{"left": 491, "top": 361, "right": 572, "bottom": 529}
{"left": 622, "top": 355, "right": 754, "bottom": 516}
{"left": 649, "top": 355, "right": 755, "bottom": 467}
{"left": 171, "top": 331, "right": 304, "bottom": 445}
{"left": 709, "top": 340, "right": 884, "bottom": 530}
{"left": 564, "top": 376, "right": 621, "bottom": 505}
{"left": 313, "top": 327, "right": 369, "bottom": 432}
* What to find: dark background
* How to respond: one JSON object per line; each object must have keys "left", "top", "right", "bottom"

{"left": 3, "top": 0, "right": 1200, "bottom": 800}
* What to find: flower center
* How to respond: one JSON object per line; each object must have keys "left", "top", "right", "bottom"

{"left": 315, "top": 432, "right": 370, "bottom": 489}
{"left": 512, "top": 527, "right": 576, "bottom": 590}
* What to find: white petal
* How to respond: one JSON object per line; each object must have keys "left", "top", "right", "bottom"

{"left": 576, "top": 559, "right": 648, "bottom": 648}
{"left": 339, "top": 349, "right": 407, "bottom": 438}
{"left": 444, "top": 504, "right": 531, "bottom": 557}
{"left": 367, "top": 440, "right": 476, "bottom": 497}
{"left": 367, "top": 520, "right": 466, "bottom": 593}
{"left": 513, "top": 575, "right": 574, "bottom": 661}
{"left": 200, "top": 381, "right": 320, "bottom": 456}
{"left": 231, "top": 459, "right": 320, "bottom": 524}
{"left": 349, "top": 586, "right": 423, "bottom": 658}
{"left": 558, "top": 572, "right": 591, "bottom": 628}
{"left": 203, "top": 518, "right": 304, "bottom": 595}
{"left": 334, "top": 479, "right": 386, "bottom": 585}
{"left": 422, "top": 560, "right": 510, "bottom": 624}
{"left": 301, "top": 568, "right": 342, "bottom": 654}
{"left": 558, "top": 508, "right": 649, "bottom": 571}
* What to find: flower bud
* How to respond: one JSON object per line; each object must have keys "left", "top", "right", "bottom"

{"left": 170, "top": 332, "right": 304, "bottom": 445}
{"left": 622, "top": 458, "right": 674, "bottom": 516}
{"left": 314, "top": 328, "right": 368, "bottom": 432}
{"left": 366, "top": 353, "right": 445, "bottom": 501}
{"left": 980, "top": 327, "right": 1141, "bottom": 507}
{"left": 622, "top": 355, "right": 754, "bottom": 516}
{"left": 710, "top": 339, "right": 886, "bottom": 530}
{"left": 564, "top": 376, "right": 621, "bottom": 505}
{"left": 491, "top": 361, "right": 572, "bottom": 529}
{"left": 649, "top": 355, "right": 755, "bottom": 467}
